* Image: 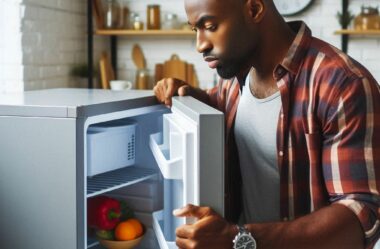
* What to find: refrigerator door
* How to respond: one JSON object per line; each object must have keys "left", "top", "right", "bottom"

{"left": 149, "top": 96, "right": 224, "bottom": 248}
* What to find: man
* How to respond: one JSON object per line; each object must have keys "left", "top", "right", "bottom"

{"left": 153, "top": 0, "right": 380, "bottom": 248}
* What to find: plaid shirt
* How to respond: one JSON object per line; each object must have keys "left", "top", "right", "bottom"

{"left": 207, "top": 21, "right": 380, "bottom": 248}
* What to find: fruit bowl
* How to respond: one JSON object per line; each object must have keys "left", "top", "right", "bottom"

{"left": 98, "top": 234, "right": 144, "bottom": 249}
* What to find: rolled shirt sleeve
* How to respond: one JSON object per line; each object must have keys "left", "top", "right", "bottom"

{"left": 323, "top": 75, "right": 380, "bottom": 248}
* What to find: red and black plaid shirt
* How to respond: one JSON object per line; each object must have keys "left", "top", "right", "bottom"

{"left": 207, "top": 21, "right": 380, "bottom": 248}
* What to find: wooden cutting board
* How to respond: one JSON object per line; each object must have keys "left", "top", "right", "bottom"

{"left": 163, "top": 54, "right": 187, "bottom": 82}
{"left": 154, "top": 54, "right": 199, "bottom": 88}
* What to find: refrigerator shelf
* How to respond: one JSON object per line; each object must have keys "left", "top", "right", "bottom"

{"left": 87, "top": 237, "right": 99, "bottom": 248}
{"left": 87, "top": 166, "right": 157, "bottom": 197}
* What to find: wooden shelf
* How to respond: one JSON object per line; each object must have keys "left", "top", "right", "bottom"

{"left": 334, "top": 29, "right": 380, "bottom": 36}
{"left": 95, "top": 29, "right": 195, "bottom": 36}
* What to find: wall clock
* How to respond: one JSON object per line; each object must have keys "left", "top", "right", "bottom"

{"left": 273, "top": 0, "right": 314, "bottom": 16}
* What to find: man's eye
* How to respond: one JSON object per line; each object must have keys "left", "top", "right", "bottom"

{"left": 205, "top": 25, "right": 217, "bottom": 31}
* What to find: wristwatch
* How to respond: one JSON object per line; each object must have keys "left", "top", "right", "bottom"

{"left": 233, "top": 225, "right": 257, "bottom": 249}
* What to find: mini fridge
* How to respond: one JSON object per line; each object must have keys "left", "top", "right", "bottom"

{"left": 0, "top": 88, "right": 224, "bottom": 249}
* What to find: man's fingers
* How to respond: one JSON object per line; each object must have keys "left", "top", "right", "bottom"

{"left": 173, "top": 204, "right": 213, "bottom": 219}
{"left": 178, "top": 85, "right": 191, "bottom": 96}
{"left": 176, "top": 224, "right": 195, "bottom": 239}
{"left": 165, "top": 79, "right": 176, "bottom": 98}
{"left": 154, "top": 78, "right": 188, "bottom": 106}
{"left": 176, "top": 236, "right": 196, "bottom": 249}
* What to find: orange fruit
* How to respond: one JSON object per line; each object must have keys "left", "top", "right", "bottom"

{"left": 114, "top": 218, "right": 143, "bottom": 241}
{"left": 128, "top": 218, "right": 143, "bottom": 237}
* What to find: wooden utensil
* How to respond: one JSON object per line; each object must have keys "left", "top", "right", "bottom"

{"left": 132, "top": 44, "right": 146, "bottom": 70}
{"left": 99, "top": 52, "right": 115, "bottom": 89}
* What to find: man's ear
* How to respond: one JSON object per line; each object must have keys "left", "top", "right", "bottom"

{"left": 246, "top": 0, "right": 265, "bottom": 22}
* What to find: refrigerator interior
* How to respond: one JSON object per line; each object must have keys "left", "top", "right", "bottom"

{"left": 84, "top": 96, "right": 224, "bottom": 249}
{"left": 85, "top": 106, "right": 169, "bottom": 249}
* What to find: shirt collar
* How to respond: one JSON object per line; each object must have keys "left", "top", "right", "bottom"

{"left": 273, "top": 21, "right": 313, "bottom": 81}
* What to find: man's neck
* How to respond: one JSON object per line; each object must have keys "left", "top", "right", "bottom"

{"left": 250, "top": 19, "right": 296, "bottom": 97}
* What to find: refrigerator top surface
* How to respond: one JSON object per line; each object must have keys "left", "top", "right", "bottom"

{"left": 0, "top": 88, "right": 158, "bottom": 118}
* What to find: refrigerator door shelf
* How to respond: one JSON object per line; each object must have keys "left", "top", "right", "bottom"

{"left": 150, "top": 132, "right": 183, "bottom": 179}
{"left": 149, "top": 112, "right": 196, "bottom": 182}
{"left": 153, "top": 210, "right": 177, "bottom": 249}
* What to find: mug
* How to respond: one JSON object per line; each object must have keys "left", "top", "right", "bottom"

{"left": 110, "top": 80, "right": 132, "bottom": 91}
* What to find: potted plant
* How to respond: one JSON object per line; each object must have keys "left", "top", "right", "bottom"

{"left": 336, "top": 9, "right": 355, "bottom": 28}
{"left": 69, "top": 63, "right": 98, "bottom": 88}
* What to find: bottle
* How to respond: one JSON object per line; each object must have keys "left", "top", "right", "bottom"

{"left": 104, "top": 0, "right": 121, "bottom": 29}
{"left": 147, "top": 5, "right": 161, "bottom": 30}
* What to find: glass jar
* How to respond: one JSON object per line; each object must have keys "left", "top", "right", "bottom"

{"left": 147, "top": 5, "right": 161, "bottom": 30}
{"left": 104, "top": 0, "right": 122, "bottom": 29}
{"left": 135, "top": 68, "right": 150, "bottom": 89}
{"left": 129, "top": 13, "right": 144, "bottom": 30}
{"left": 162, "top": 13, "right": 179, "bottom": 30}
{"left": 354, "top": 6, "right": 380, "bottom": 30}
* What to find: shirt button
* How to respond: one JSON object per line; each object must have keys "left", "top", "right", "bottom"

{"left": 279, "top": 151, "right": 284, "bottom": 156}
{"left": 276, "top": 67, "right": 285, "bottom": 77}
{"left": 283, "top": 217, "right": 288, "bottom": 221}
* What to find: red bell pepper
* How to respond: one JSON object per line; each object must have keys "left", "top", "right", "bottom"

{"left": 88, "top": 196, "right": 121, "bottom": 230}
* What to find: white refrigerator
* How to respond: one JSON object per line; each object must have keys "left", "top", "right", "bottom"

{"left": 0, "top": 88, "right": 224, "bottom": 249}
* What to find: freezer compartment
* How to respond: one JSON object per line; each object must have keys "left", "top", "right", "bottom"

{"left": 87, "top": 120, "right": 136, "bottom": 177}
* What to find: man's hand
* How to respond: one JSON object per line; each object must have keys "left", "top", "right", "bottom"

{"left": 153, "top": 78, "right": 190, "bottom": 106}
{"left": 173, "top": 204, "right": 237, "bottom": 249}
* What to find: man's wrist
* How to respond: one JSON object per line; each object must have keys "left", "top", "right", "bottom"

{"left": 229, "top": 223, "right": 239, "bottom": 243}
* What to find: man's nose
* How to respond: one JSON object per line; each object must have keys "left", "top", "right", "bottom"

{"left": 196, "top": 31, "right": 212, "bottom": 54}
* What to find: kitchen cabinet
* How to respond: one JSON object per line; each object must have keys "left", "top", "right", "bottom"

{"left": 87, "top": 0, "right": 195, "bottom": 89}
{"left": 0, "top": 88, "right": 224, "bottom": 249}
{"left": 334, "top": 0, "right": 380, "bottom": 53}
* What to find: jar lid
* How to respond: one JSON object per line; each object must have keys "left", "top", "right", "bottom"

{"left": 165, "top": 13, "right": 178, "bottom": 20}
{"left": 147, "top": 4, "right": 160, "bottom": 7}
{"left": 361, "top": 6, "right": 379, "bottom": 15}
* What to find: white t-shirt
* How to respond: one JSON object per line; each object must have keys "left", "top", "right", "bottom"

{"left": 234, "top": 71, "right": 282, "bottom": 223}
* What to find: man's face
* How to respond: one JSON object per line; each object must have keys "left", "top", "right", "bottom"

{"left": 185, "top": 0, "right": 256, "bottom": 79}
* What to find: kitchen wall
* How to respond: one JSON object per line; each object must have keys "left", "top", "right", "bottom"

{"left": 284, "top": 0, "right": 380, "bottom": 83}
{"left": 0, "top": 0, "right": 379, "bottom": 93}
{"left": 117, "top": 0, "right": 380, "bottom": 89}
{"left": 0, "top": 0, "right": 106, "bottom": 93}
{"left": 21, "top": 0, "right": 89, "bottom": 90}
{"left": 0, "top": 0, "right": 24, "bottom": 93}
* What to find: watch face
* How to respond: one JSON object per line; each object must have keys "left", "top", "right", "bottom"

{"left": 273, "top": 0, "right": 314, "bottom": 16}
{"left": 235, "top": 234, "right": 257, "bottom": 249}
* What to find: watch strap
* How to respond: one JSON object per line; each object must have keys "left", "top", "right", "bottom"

{"left": 237, "top": 224, "right": 248, "bottom": 234}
